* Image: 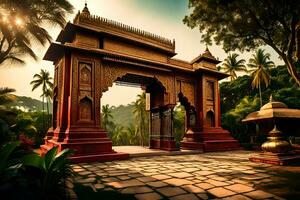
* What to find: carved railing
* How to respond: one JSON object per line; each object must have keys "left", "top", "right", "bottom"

{"left": 73, "top": 11, "right": 175, "bottom": 49}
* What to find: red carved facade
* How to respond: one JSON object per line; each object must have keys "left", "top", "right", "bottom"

{"left": 41, "top": 4, "right": 240, "bottom": 162}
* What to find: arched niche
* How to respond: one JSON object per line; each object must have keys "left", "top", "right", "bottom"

{"left": 79, "top": 96, "right": 93, "bottom": 121}
{"left": 206, "top": 110, "right": 215, "bottom": 127}
{"left": 79, "top": 63, "right": 92, "bottom": 85}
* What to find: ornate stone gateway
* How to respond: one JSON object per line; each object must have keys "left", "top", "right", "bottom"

{"left": 41, "top": 4, "right": 240, "bottom": 162}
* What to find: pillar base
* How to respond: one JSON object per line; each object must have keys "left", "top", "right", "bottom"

{"left": 150, "top": 139, "right": 178, "bottom": 151}
{"left": 180, "top": 127, "right": 241, "bottom": 152}
{"left": 40, "top": 128, "right": 129, "bottom": 163}
{"left": 249, "top": 152, "right": 300, "bottom": 165}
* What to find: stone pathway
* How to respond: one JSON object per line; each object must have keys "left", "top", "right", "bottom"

{"left": 72, "top": 150, "right": 300, "bottom": 200}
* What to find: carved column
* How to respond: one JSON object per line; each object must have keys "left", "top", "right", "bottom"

{"left": 51, "top": 54, "right": 71, "bottom": 142}
{"left": 41, "top": 54, "right": 129, "bottom": 162}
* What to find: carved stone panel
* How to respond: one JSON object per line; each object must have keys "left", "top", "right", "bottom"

{"left": 79, "top": 97, "right": 92, "bottom": 121}
{"left": 102, "top": 63, "right": 127, "bottom": 93}
{"left": 79, "top": 62, "right": 92, "bottom": 89}
{"left": 206, "top": 81, "right": 214, "bottom": 101}
{"left": 178, "top": 81, "right": 195, "bottom": 108}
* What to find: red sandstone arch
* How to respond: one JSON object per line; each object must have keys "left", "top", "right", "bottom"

{"left": 40, "top": 4, "right": 240, "bottom": 162}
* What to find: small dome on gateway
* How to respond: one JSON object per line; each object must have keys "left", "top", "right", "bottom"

{"left": 202, "top": 46, "right": 215, "bottom": 59}
{"left": 191, "top": 46, "right": 220, "bottom": 64}
{"left": 82, "top": 2, "right": 90, "bottom": 16}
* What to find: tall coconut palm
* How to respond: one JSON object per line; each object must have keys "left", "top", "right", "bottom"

{"left": 0, "top": 0, "right": 74, "bottom": 65}
{"left": 42, "top": 88, "right": 53, "bottom": 127}
{"left": 221, "top": 53, "right": 247, "bottom": 81}
{"left": 30, "top": 69, "right": 53, "bottom": 131}
{"left": 248, "top": 49, "right": 274, "bottom": 107}
{"left": 126, "top": 123, "right": 138, "bottom": 145}
{"left": 112, "top": 126, "right": 126, "bottom": 145}
{"left": 101, "top": 104, "right": 113, "bottom": 130}
{"left": 133, "top": 92, "right": 148, "bottom": 146}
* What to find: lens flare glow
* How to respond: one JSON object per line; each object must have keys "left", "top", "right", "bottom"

{"left": 15, "top": 17, "right": 23, "bottom": 26}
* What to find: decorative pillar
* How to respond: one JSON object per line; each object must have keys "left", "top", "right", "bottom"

{"left": 41, "top": 54, "right": 129, "bottom": 162}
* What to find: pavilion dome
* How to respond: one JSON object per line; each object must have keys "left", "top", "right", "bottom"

{"left": 260, "top": 96, "right": 288, "bottom": 111}
{"left": 242, "top": 95, "right": 300, "bottom": 122}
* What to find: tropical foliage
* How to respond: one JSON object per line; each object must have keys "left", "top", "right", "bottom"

{"left": 102, "top": 92, "right": 150, "bottom": 146}
{"left": 220, "top": 64, "right": 300, "bottom": 147}
{"left": 221, "top": 53, "right": 247, "bottom": 81}
{"left": 0, "top": 0, "right": 73, "bottom": 65}
{"left": 0, "top": 142, "right": 73, "bottom": 200}
{"left": 184, "top": 0, "right": 300, "bottom": 86}
{"left": 248, "top": 49, "right": 274, "bottom": 106}
{"left": 30, "top": 69, "right": 53, "bottom": 131}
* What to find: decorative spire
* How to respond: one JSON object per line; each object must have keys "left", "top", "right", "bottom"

{"left": 205, "top": 44, "right": 209, "bottom": 51}
{"left": 202, "top": 45, "right": 214, "bottom": 59}
{"left": 82, "top": 0, "right": 90, "bottom": 16}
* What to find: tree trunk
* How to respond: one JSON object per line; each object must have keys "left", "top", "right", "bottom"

{"left": 259, "top": 82, "right": 262, "bottom": 107}
{"left": 42, "top": 96, "right": 45, "bottom": 132}
{"left": 46, "top": 98, "right": 50, "bottom": 129}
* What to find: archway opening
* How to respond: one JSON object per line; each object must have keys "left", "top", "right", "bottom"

{"left": 100, "top": 73, "right": 166, "bottom": 148}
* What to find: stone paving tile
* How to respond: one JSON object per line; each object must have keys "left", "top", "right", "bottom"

{"left": 106, "top": 179, "right": 144, "bottom": 188}
{"left": 73, "top": 151, "right": 295, "bottom": 200}
{"left": 205, "top": 179, "right": 229, "bottom": 187}
{"left": 171, "top": 172, "right": 193, "bottom": 178}
{"left": 117, "top": 175, "right": 131, "bottom": 180}
{"left": 195, "top": 182, "right": 215, "bottom": 190}
{"left": 195, "top": 170, "right": 215, "bottom": 176}
{"left": 197, "top": 193, "right": 209, "bottom": 200}
{"left": 101, "top": 177, "right": 119, "bottom": 182}
{"left": 182, "top": 168, "right": 200, "bottom": 173}
{"left": 223, "top": 194, "right": 252, "bottom": 200}
{"left": 146, "top": 181, "right": 168, "bottom": 188}
{"left": 76, "top": 177, "right": 96, "bottom": 184}
{"left": 163, "top": 178, "right": 194, "bottom": 186}
{"left": 136, "top": 176, "right": 157, "bottom": 183}
{"left": 156, "top": 186, "right": 187, "bottom": 197}
{"left": 152, "top": 174, "right": 172, "bottom": 180}
{"left": 121, "top": 186, "right": 153, "bottom": 194}
{"left": 93, "top": 183, "right": 105, "bottom": 189}
{"left": 244, "top": 190, "right": 274, "bottom": 199}
{"left": 181, "top": 184, "right": 205, "bottom": 193}
{"left": 135, "top": 192, "right": 162, "bottom": 200}
{"left": 225, "top": 184, "right": 255, "bottom": 193}
{"left": 207, "top": 187, "right": 236, "bottom": 198}
{"left": 170, "top": 193, "right": 199, "bottom": 200}
{"left": 211, "top": 176, "right": 227, "bottom": 181}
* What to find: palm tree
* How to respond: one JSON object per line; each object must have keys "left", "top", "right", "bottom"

{"left": 42, "top": 88, "right": 53, "bottom": 127}
{"left": 0, "top": 0, "right": 74, "bottom": 65}
{"left": 221, "top": 53, "right": 247, "bottom": 81}
{"left": 248, "top": 49, "right": 274, "bottom": 107}
{"left": 101, "top": 104, "right": 113, "bottom": 130}
{"left": 126, "top": 123, "right": 138, "bottom": 145}
{"left": 112, "top": 126, "right": 126, "bottom": 145}
{"left": 30, "top": 69, "right": 53, "bottom": 131}
{"left": 133, "top": 92, "right": 148, "bottom": 146}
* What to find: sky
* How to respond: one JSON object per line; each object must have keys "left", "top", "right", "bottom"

{"left": 0, "top": 0, "right": 283, "bottom": 106}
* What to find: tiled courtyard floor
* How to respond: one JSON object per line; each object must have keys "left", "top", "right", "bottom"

{"left": 72, "top": 150, "right": 300, "bottom": 200}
